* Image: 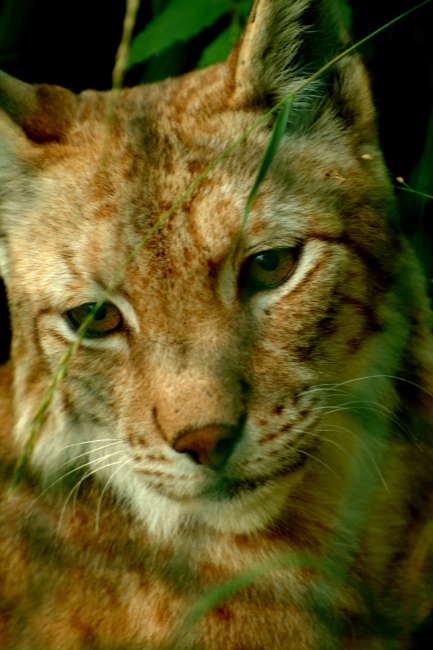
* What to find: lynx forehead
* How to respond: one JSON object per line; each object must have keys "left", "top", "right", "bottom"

{"left": 0, "top": 1, "right": 432, "bottom": 649}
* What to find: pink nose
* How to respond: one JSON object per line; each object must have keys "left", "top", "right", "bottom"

{"left": 172, "top": 425, "right": 237, "bottom": 468}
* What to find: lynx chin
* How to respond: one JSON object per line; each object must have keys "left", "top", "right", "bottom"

{"left": 0, "top": 0, "right": 432, "bottom": 648}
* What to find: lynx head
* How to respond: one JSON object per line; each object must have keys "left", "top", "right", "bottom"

{"left": 0, "top": 0, "right": 410, "bottom": 539}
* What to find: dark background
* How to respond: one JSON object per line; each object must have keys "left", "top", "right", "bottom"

{"left": 0, "top": 1, "right": 432, "bottom": 646}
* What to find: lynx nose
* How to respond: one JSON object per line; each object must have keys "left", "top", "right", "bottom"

{"left": 172, "top": 425, "right": 238, "bottom": 469}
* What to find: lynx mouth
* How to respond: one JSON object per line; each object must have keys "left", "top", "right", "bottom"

{"left": 200, "top": 453, "right": 310, "bottom": 501}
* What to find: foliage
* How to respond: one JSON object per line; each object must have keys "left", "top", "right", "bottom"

{"left": 339, "top": 0, "right": 353, "bottom": 32}
{"left": 129, "top": 0, "right": 252, "bottom": 68}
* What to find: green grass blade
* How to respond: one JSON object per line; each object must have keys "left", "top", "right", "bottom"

{"left": 228, "top": 94, "right": 294, "bottom": 260}
{"left": 171, "top": 551, "right": 372, "bottom": 644}
{"left": 169, "top": 552, "right": 320, "bottom": 648}
{"left": 395, "top": 180, "right": 433, "bottom": 201}
{"left": 183, "top": 552, "right": 318, "bottom": 627}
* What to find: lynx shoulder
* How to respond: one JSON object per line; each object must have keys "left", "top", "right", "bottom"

{"left": 0, "top": 0, "right": 432, "bottom": 648}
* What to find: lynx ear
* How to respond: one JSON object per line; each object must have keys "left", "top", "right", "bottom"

{"left": 230, "top": 0, "right": 374, "bottom": 135}
{"left": 0, "top": 72, "right": 77, "bottom": 284}
{"left": 0, "top": 70, "right": 77, "bottom": 144}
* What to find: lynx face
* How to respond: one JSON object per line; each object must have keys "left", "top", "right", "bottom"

{"left": 0, "top": 0, "right": 429, "bottom": 542}
{"left": 0, "top": 66, "right": 396, "bottom": 534}
{"left": 1, "top": 2, "right": 433, "bottom": 649}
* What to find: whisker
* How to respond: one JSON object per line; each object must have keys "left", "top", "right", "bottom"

{"left": 295, "top": 447, "right": 338, "bottom": 477}
{"left": 72, "top": 467, "right": 93, "bottom": 518}
{"left": 315, "top": 402, "right": 403, "bottom": 491}
{"left": 315, "top": 425, "right": 389, "bottom": 491}
{"left": 54, "top": 438, "right": 120, "bottom": 454}
{"left": 313, "top": 431, "right": 349, "bottom": 455}
{"left": 57, "top": 458, "right": 127, "bottom": 533}
{"left": 300, "top": 386, "right": 351, "bottom": 398}
{"left": 46, "top": 441, "right": 124, "bottom": 479}
{"left": 333, "top": 374, "right": 433, "bottom": 398}
{"left": 321, "top": 405, "right": 405, "bottom": 438}
{"left": 95, "top": 459, "right": 134, "bottom": 532}
{"left": 310, "top": 400, "right": 408, "bottom": 436}
{"left": 306, "top": 375, "right": 433, "bottom": 399}
{"left": 28, "top": 450, "right": 125, "bottom": 513}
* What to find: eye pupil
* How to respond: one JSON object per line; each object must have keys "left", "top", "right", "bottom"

{"left": 256, "top": 251, "right": 279, "bottom": 272}
{"left": 94, "top": 305, "right": 108, "bottom": 321}
{"left": 65, "top": 302, "right": 122, "bottom": 337}
{"left": 242, "top": 247, "right": 298, "bottom": 293}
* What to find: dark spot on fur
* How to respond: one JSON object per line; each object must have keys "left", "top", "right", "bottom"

{"left": 259, "top": 431, "right": 278, "bottom": 444}
{"left": 207, "top": 260, "right": 218, "bottom": 284}
{"left": 188, "top": 159, "right": 207, "bottom": 176}
{"left": 212, "top": 605, "right": 233, "bottom": 622}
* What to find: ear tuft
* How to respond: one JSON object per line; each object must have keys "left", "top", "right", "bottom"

{"left": 228, "top": 0, "right": 376, "bottom": 139}
{"left": 0, "top": 70, "right": 77, "bottom": 144}
{"left": 231, "top": 0, "right": 349, "bottom": 105}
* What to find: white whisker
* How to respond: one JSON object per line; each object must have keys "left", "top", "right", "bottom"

{"left": 305, "top": 374, "right": 433, "bottom": 399}
{"left": 300, "top": 386, "right": 351, "bottom": 398}
{"left": 72, "top": 467, "right": 93, "bottom": 518}
{"left": 315, "top": 425, "right": 389, "bottom": 491}
{"left": 47, "top": 441, "right": 124, "bottom": 479}
{"left": 310, "top": 400, "right": 408, "bottom": 436}
{"left": 332, "top": 374, "right": 433, "bottom": 398}
{"left": 53, "top": 438, "right": 120, "bottom": 454}
{"left": 57, "top": 458, "right": 127, "bottom": 533}
{"left": 313, "top": 431, "right": 349, "bottom": 455}
{"left": 296, "top": 447, "right": 337, "bottom": 477}
{"left": 95, "top": 459, "right": 134, "bottom": 532}
{"left": 28, "top": 450, "right": 125, "bottom": 513}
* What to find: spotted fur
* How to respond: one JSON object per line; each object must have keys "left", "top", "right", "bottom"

{"left": 0, "top": 1, "right": 433, "bottom": 648}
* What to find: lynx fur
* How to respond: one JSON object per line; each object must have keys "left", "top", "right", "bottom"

{"left": 0, "top": 0, "right": 432, "bottom": 648}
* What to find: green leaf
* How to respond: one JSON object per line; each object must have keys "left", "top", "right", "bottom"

{"left": 237, "top": 0, "right": 254, "bottom": 20}
{"left": 229, "top": 94, "right": 295, "bottom": 260}
{"left": 129, "top": 0, "right": 230, "bottom": 67}
{"left": 197, "top": 1, "right": 253, "bottom": 69}
{"left": 197, "top": 21, "right": 241, "bottom": 68}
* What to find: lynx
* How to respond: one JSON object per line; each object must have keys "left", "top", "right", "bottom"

{"left": 0, "top": 0, "right": 432, "bottom": 648}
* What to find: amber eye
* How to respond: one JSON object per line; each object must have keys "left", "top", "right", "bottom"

{"left": 66, "top": 302, "right": 122, "bottom": 337}
{"left": 244, "top": 248, "right": 297, "bottom": 291}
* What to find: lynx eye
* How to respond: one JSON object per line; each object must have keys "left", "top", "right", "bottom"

{"left": 66, "top": 302, "right": 122, "bottom": 337}
{"left": 244, "top": 248, "right": 297, "bottom": 290}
